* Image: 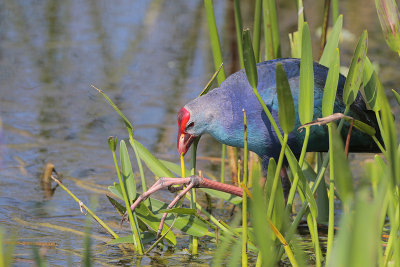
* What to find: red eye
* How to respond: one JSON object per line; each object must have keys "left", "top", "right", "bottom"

{"left": 186, "top": 122, "right": 194, "bottom": 130}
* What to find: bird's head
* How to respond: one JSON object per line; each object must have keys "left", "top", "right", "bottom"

{"left": 177, "top": 106, "right": 197, "bottom": 155}
{"left": 177, "top": 103, "right": 213, "bottom": 155}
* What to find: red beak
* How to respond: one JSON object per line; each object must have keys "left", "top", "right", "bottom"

{"left": 177, "top": 132, "right": 195, "bottom": 155}
{"left": 177, "top": 107, "right": 195, "bottom": 155}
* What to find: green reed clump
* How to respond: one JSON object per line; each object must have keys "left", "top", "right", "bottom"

{"left": 57, "top": 0, "right": 400, "bottom": 265}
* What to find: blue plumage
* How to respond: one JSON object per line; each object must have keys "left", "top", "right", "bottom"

{"left": 179, "top": 58, "right": 380, "bottom": 167}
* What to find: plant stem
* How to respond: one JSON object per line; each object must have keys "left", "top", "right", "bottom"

{"left": 190, "top": 139, "right": 200, "bottom": 255}
{"left": 242, "top": 109, "right": 248, "bottom": 267}
{"left": 112, "top": 149, "right": 143, "bottom": 254}
{"left": 326, "top": 123, "right": 335, "bottom": 260}
{"left": 253, "top": 0, "right": 262, "bottom": 62}
{"left": 234, "top": 0, "right": 244, "bottom": 68}
{"left": 319, "top": 0, "right": 331, "bottom": 58}
{"left": 50, "top": 175, "right": 119, "bottom": 239}
{"left": 332, "top": 0, "right": 339, "bottom": 23}
{"left": 286, "top": 126, "right": 310, "bottom": 210}
{"left": 131, "top": 140, "right": 150, "bottom": 206}
{"left": 267, "top": 134, "right": 289, "bottom": 218}
{"left": 278, "top": 107, "right": 350, "bottom": 258}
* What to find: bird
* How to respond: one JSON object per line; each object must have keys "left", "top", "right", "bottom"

{"left": 129, "top": 58, "right": 381, "bottom": 231}
{"left": 178, "top": 58, "right": 380, "bottom": 169}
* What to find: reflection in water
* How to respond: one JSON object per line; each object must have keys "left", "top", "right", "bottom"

{"left": 0, "top": 0, "right": 399, "bottom": 265}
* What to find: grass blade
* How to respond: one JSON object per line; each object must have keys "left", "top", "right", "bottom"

{"left": 234, "top": 0, "right": 244, "bottom": 68}
{"left": 392, "top": 89, "right": 400, "bottom": 105}
{"left": 242, "top": 29, "right": 258, "bottom": 89}
{"left": 263, "top": 0, "right": 281, "bottom": 59}
{"left": 330, "top": 125, "right": 354, "bottom": 203}
{"left": 319, "top": 15, "right": 343, "bottom": 67}
{"left": 299, "top": 22, "right": 314, "bottom": 124}
{"left": 204, "top": 0, "right": 226, "bottom": 84}
{"left": 322, "top": 49, "right": 341, "bottom": 117}
{"left": 343, "top": 30, "right": 368, "bottom": 106}
{"left": 276, "top": 63, "right": 295, "bottom": 134}
{"left": 363, "top": 57, "right": 383, "bottom": 111}
{"left": 132, "top": 139, "right": 174, "bottom": 178}
{"left": 120, "top": 140, "right": 136, "bottom": 204}
{"left": 252, "top": 0, "right": 262, "bottom": 61}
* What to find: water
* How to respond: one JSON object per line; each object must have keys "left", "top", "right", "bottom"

{"left": 0, "top": 0, "right": 399, "bottom": 265}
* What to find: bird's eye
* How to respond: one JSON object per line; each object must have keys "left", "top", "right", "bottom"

{"left": 186, "top": 122, "right": 194, "bottom": 131}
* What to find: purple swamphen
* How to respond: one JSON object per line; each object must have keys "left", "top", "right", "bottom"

{"left": 129, "top": 58, "right": 381, "bottom": 227}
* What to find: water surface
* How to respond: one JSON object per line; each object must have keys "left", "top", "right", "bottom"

{"left": 0, "top": 0, "right": 399, "bottom": 265}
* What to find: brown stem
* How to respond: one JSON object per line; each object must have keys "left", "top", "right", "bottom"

{"left": 345, "top": 120, "right": 354, "bottom": 157}
{"left": 319, "top": 0, "right": 331, "bottom": 59}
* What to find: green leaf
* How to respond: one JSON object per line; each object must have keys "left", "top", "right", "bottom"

{"left": 276, "top": 63, "right": 295, "bottom": 134}
{"left": 149, "top": 198, "right": 212, "bottom": 237}
{"left": 342, "top": 117, "right": 376, "bottom": 136}
{"left": 108, "top": 136, "right": 117, "bottom": 152}
{"left": 265, "top": 158, "right": 277, "bottom": 196}
{"left": 263, "top": 0, "right": 281, "bottom": 59}
{"left": 264, "top": 158, "right": 285, "bottom": 231}
{"left": 106, "top": 195, "right": 126, "bottom": 216}
{"left": 158, "top": 208, "right": 197, "bottom": 215}
{"left": 108, "top": 182, "right": 123, "bottom": 200}
{"left": 204, "top": 0, "right": 226, "bottom": 85}
{"left": 392, "top": 89, "right": 400, "bottom": 105}
{"left": 343, "top": 30, "right": 368, "bottom": 106}
{"left": 319, "top": 15, "right": 343, "bottom": 67}
{"left": 375, "top": 0, "right": 400, "bottom": 54}
{"left": 379, "top": 87, "right": 399, "bottom": 185}
{"left": 132, "top": 139, "right": 174, "bottom": 178}
{"left": 322, "top": 49, "right": 340, "bottom": 117}
{"left": 330, "top": 125, "right": 354, "bottom": 203}
{"left": 251, "top": 158, "right": 276, "bottom": 267}
{"left": 328, "top": 185, "right": 386, "bottom": 266}
{"left": 299, "top": 22, "right": 314, "bottom": 124}
{"left": 134, "top": 203, "right": 177, "bottom": 245}
{"left": 120, "top": 140, "right": 136, "bottom": 203}
{"left": 289, "top": 31, "right": 301, "bottom": 58}
{"left": 292, "top": 158, "right": 318, "bottom": 218}
{"left": 363, "top": 57, "right": 382, "bottom": 111}
{"left": 242, "top": 29, "right": 258, "bottom": 88}
{"left": 303, "top": 161, "right": 329, "bottom": 224}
